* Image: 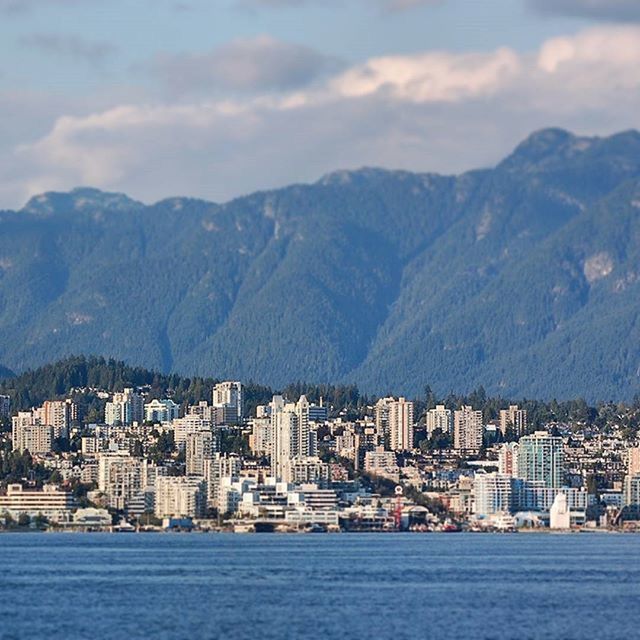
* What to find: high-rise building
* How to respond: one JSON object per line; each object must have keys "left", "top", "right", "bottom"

{"left": 623, "top": 447, "right": 640, "bottom": 506}
{"left": 628, "top": 447, "right": 640, "bottom": 477}
{"left": 517, "top": 431, "right": 564, "bottom": 489}
{"left": 97, "top": 453, "right": 147, "bottom": 510}
{"left": 154, "top": 476, "right": 207, "bottom": 518}
{"left": 204, "top": 454, "right": 242, "bottom": 509}
{"left": 288, "top": 457, "right": 331, "bottom": 488}
{"left": 249, "top": 416, "right": 272, "bottom": 457}
{"left": 453, "top": 406, "right": 483, "bottom": 452}
{"left": 41, "top": 399, "right": 77, "bottom": 439}
{"left": 212, "top": 381, "right": 243, "bottom": 424}
{"left": 499, "top": 405, "right": 528, "bottom": 438}
{"left": 498, "top": 442, "right": 519, "bottom": 476}
{"left": 11, "top": 423, "right": 53, "bottom": 454}
{"left": 171, "top": 415, "right": 211, "bottom": 449}
{"left": 185, "top": 429, "right": 218, "bottom": 476}
{"left": 426, "top": 405, "right": 452, "bottom": 436}
{"left": 104, "top": 388, "right": 144, "bottom": 426}
{"left": 473, "top": 471, "right": 513, "bottom": 517}
{"left": 270, "top": 395, "right": 312, "bottom": 482}
{"left": 374, "top": 397, "right": 394, "bottom": 437}
{"left": 388, "top": 397, "right": 414, "bottom": 451}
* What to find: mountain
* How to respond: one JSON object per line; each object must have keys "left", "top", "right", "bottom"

{"left": 1, "top": 129, "right": 640, "bottom": 400}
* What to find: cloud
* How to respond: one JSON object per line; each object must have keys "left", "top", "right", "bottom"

{"left": 2, "top": 26, "right": 640, "bottom": 209}
{"left": 150, "top": 36, "right": 343, "bottom": 94}
{"left": 530, "top": 0, "right": 640, "bottom": 22}
{"left": 20, "top": 34, "right": 116, "bottom": 65}
{"left": 327, "top": 47, "right": 521, "bottom": 101}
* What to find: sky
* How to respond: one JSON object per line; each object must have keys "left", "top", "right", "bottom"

{"left": 1, "top": 0, "right": 640, "bottom": 207}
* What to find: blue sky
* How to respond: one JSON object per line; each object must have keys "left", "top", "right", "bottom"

{"left": 0, "top": 0, "right": 639, "bottom": 207}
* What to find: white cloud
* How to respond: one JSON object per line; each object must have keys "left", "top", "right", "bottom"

{"left": 328, "top": 48, "right": 521, "bottom": 101}
{"left": 3, "top": 26, "right": 640, "bottom": 208}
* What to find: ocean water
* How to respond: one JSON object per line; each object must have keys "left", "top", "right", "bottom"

{"left": 1, "top": 532, "right": 639, "bottom": 640}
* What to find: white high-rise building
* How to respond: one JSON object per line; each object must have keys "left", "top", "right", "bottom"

{"left": 171, "top": 415, "right": 211, "bottom": 449}
{"left": 270, "top": 395, "right": 312, "bottom": 482}
{"left": 97, "top": 453, "right": 147, "bottom": 510}
{"left": 204, "top": 454, "right": 242, "bottom": 509}
{"left": 212, "top": 381, "right": 243, "bottom": 424}
{"left": 105, "top": 388, "right": 144, "bottom": 426}
{"left": 453, "top": 406, "right": 484, "bottom": 452}
{"left": 473, "top": 471, "right": 513, "bottom": 517}
{"left": 499, "top": 405, "right": 528, "bottom": 438}
{"left": 249, "top": 416, "right": 272, "bottom": 457}
{"left": 388, "top": 397, "right": 414, "bottom": 451}
{"left": 155, "top": 476, "right": 206, "bottom": 518}
{"left": 426, "top": 405, "right": 452, "bottom": 436}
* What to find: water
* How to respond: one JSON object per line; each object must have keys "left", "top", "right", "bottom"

{"left": 1, "top": 532, "right": 639, "bottom": 640}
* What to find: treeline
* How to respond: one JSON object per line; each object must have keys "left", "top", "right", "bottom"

{"left": 421, "top": 385, "right": 640, "bottom": 434}
{"left": 0, "top": 356, "right": 363, "bottom": 418}
{"left": 2, "top": 356, "right": 640, "bottom": 432}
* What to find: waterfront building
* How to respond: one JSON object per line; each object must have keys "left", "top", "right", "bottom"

{"left": 473, "top": 471, "right": 513, "bottom": 517}
{"left": 453, "top": 406, "right": 483, "bottom": 452}
{"left": 0, "top": 484, "right": 75, "bottom": 523}
{"left": 97, "top": 453, "right": 146, "bottom": 511}
{"left": 73, "top": 508, "right": 112, "bottom": 528}
{"left": 499, "top": 405, "right": 528, "bottom": 438}
{"left": 204, "top": 454, "right": 242, "bottom": 509}
{"left": 426, "top": 405, "right": 452, "bottom": 436}
{"left": 155, "top": 476, "right": 207, "bottom": 518}
{"left": 517, "top": 431, "right": 564, "bottom": 488}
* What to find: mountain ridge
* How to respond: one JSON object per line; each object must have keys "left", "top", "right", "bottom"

{"left": 1, "top": 127, "right": 640, "bottom": 400}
